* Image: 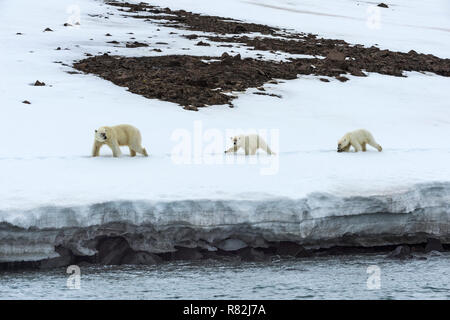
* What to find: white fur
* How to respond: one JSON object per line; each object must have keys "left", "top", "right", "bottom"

{"left": 337, "top": 129, "right": 382, "bottom": 153}
{"left": 225, "top": 134, "right": 275, "bottom": 155}
{"left": 92, "top": 124, "right": 148, "bottom": 157}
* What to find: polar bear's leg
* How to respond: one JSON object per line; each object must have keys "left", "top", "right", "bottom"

{"left": 258, "top": 139, "right": 275, "bottom": 155}
{"left": 92, "top": 141, "right": 102, "bottom": 157}
{"left": 109, "top": 141, "right": 122, "bottom": 157}
{"left": 131, "top": 145, "right": 148, "bottom": 157}
{"left": 265, "top": 146, "right": 275, "bottom": 155}
{"left": 352, "top": 142, "right": 362, "bottom": 152}
{"left": 368, "top": 140, "right": 382, "bottom": 152}
{"left": 362, "top": 143, "right": 367, "bottom": 152}
{"left": 137, "top": 147, "right": 148, "bottom": 157}
{"left": 225, "top": 146, "right": 239, "bottom": 153}
{"left": 341, "top": 144, "right": 351, "bottom": 152}
{"left": 129, "top": 148, "right": 137, "bottom": 157}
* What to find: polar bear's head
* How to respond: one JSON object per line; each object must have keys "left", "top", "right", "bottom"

{"left": 231, "top": 136, "right": 241, "bottom": 147}
{"left": 337, "top": 134, "right": 350, "bottom": 152}
{"left": 95, "top": 126, "right": 110, "bottom": 142}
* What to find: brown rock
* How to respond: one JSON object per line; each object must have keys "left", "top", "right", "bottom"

{"left": 196, "top": 41, "right": 210, "bottom": 46}
{"left": 326, "top": 49, "right": 346, "bottom": 61}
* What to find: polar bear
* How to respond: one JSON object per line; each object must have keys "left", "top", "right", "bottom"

{"left": 92, "top": 124, "right": 148, "bottom": 157}
{"left": 337, "top": 129, "right": 382, "bottom": 152}
{"left": 225, "top": 134, "right": 275, "bottom": 155}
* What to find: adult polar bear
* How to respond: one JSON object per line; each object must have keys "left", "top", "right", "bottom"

{"left": 92, "top": 124, "right": 148, "bottom": 157}
{"left": 225, "top": 134, "right": 275, "bottom": 155}
{"left": 337, "top": 129, "right": 382, "bottom": 153}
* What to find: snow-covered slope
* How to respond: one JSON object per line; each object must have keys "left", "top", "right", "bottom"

{"left": 0, "top": 0, "right": 449, "bottom": 262}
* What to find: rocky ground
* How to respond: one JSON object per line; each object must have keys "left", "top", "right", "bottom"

{"left": 73, "top": 1, "right": 450, "bottom": 109}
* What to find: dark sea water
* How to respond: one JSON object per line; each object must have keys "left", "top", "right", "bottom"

{"left": 1, "top": 253, "right": 449, "bottom": 299}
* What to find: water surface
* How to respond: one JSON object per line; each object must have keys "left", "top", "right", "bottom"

{"left": 1, "top": 253, "right": 449, "bottom": 299}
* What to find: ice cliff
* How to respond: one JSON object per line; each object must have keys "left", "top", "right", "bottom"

{"left": 0, "top": 182, "right": 448, "bottom": 266}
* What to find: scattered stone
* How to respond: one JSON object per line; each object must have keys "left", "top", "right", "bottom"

{"left": 63, "top": 23, "right": 72, "bottom": 27}
{"left": 55, "top": 47, "right": 61, "bottom": 50}
{"left": 152, "top": 48, "right": 162, "bottom": 52}
{"left": 22, "top": 100, "right": 31, "bottom": 104}
{"left": 184, "top": 34, "right": 198, "bottom": 40}
{"left": 320, "top": 78, "right": 330, "bottom": 82}
{"left": 16, "top": 32, "right": 23, "bottom": 35}
{"left": 378, "top": 3, "right": 389, "bottom": 8}
{"left": 183, "top": 105, "right": 199, "bottom": 111}
{"left": 107, "top": 40, "right": 120, "bottom": 44}
{"left": 43, "top": 27, "right": 53, "bottom": 32}
{"left": 126, "top": 41, "right": 148, "bottom": 48}
{"left": 336, "top": 76, "right": 349, "bottom": 82}
{"left": 33, "top": 80, "right": 46, "bottom": 86}
{"left": 105, "top": 33, "right": 112, "bottom": 36}
{"left": 253, "top": 92, "right": 282, "bottom": 98}
{"left": 155, "top": 42, "right": 169, "bottom": 45}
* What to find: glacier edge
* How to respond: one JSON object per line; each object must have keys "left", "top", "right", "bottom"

{"left": 0, "top": 182, "right": 449, "bottom": 263}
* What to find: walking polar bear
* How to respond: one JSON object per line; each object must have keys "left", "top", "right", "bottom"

{"left": 225, "top": 134, "right": 275, "bottom": 155}
{"left": 92, "top": 124, "right": 148, "bottom": 157}
{"left": 337, "top": 129, "right": 382, "bottom": 153}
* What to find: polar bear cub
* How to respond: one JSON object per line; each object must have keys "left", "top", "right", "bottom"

{"left": 337, "top": 129, "right": 382, "bottom": 153}
{"left": 225, "top": 134, "right": 275, "bottom": 155}
{"left": 92, "top": 124, "right": 148, "bottom": 157}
